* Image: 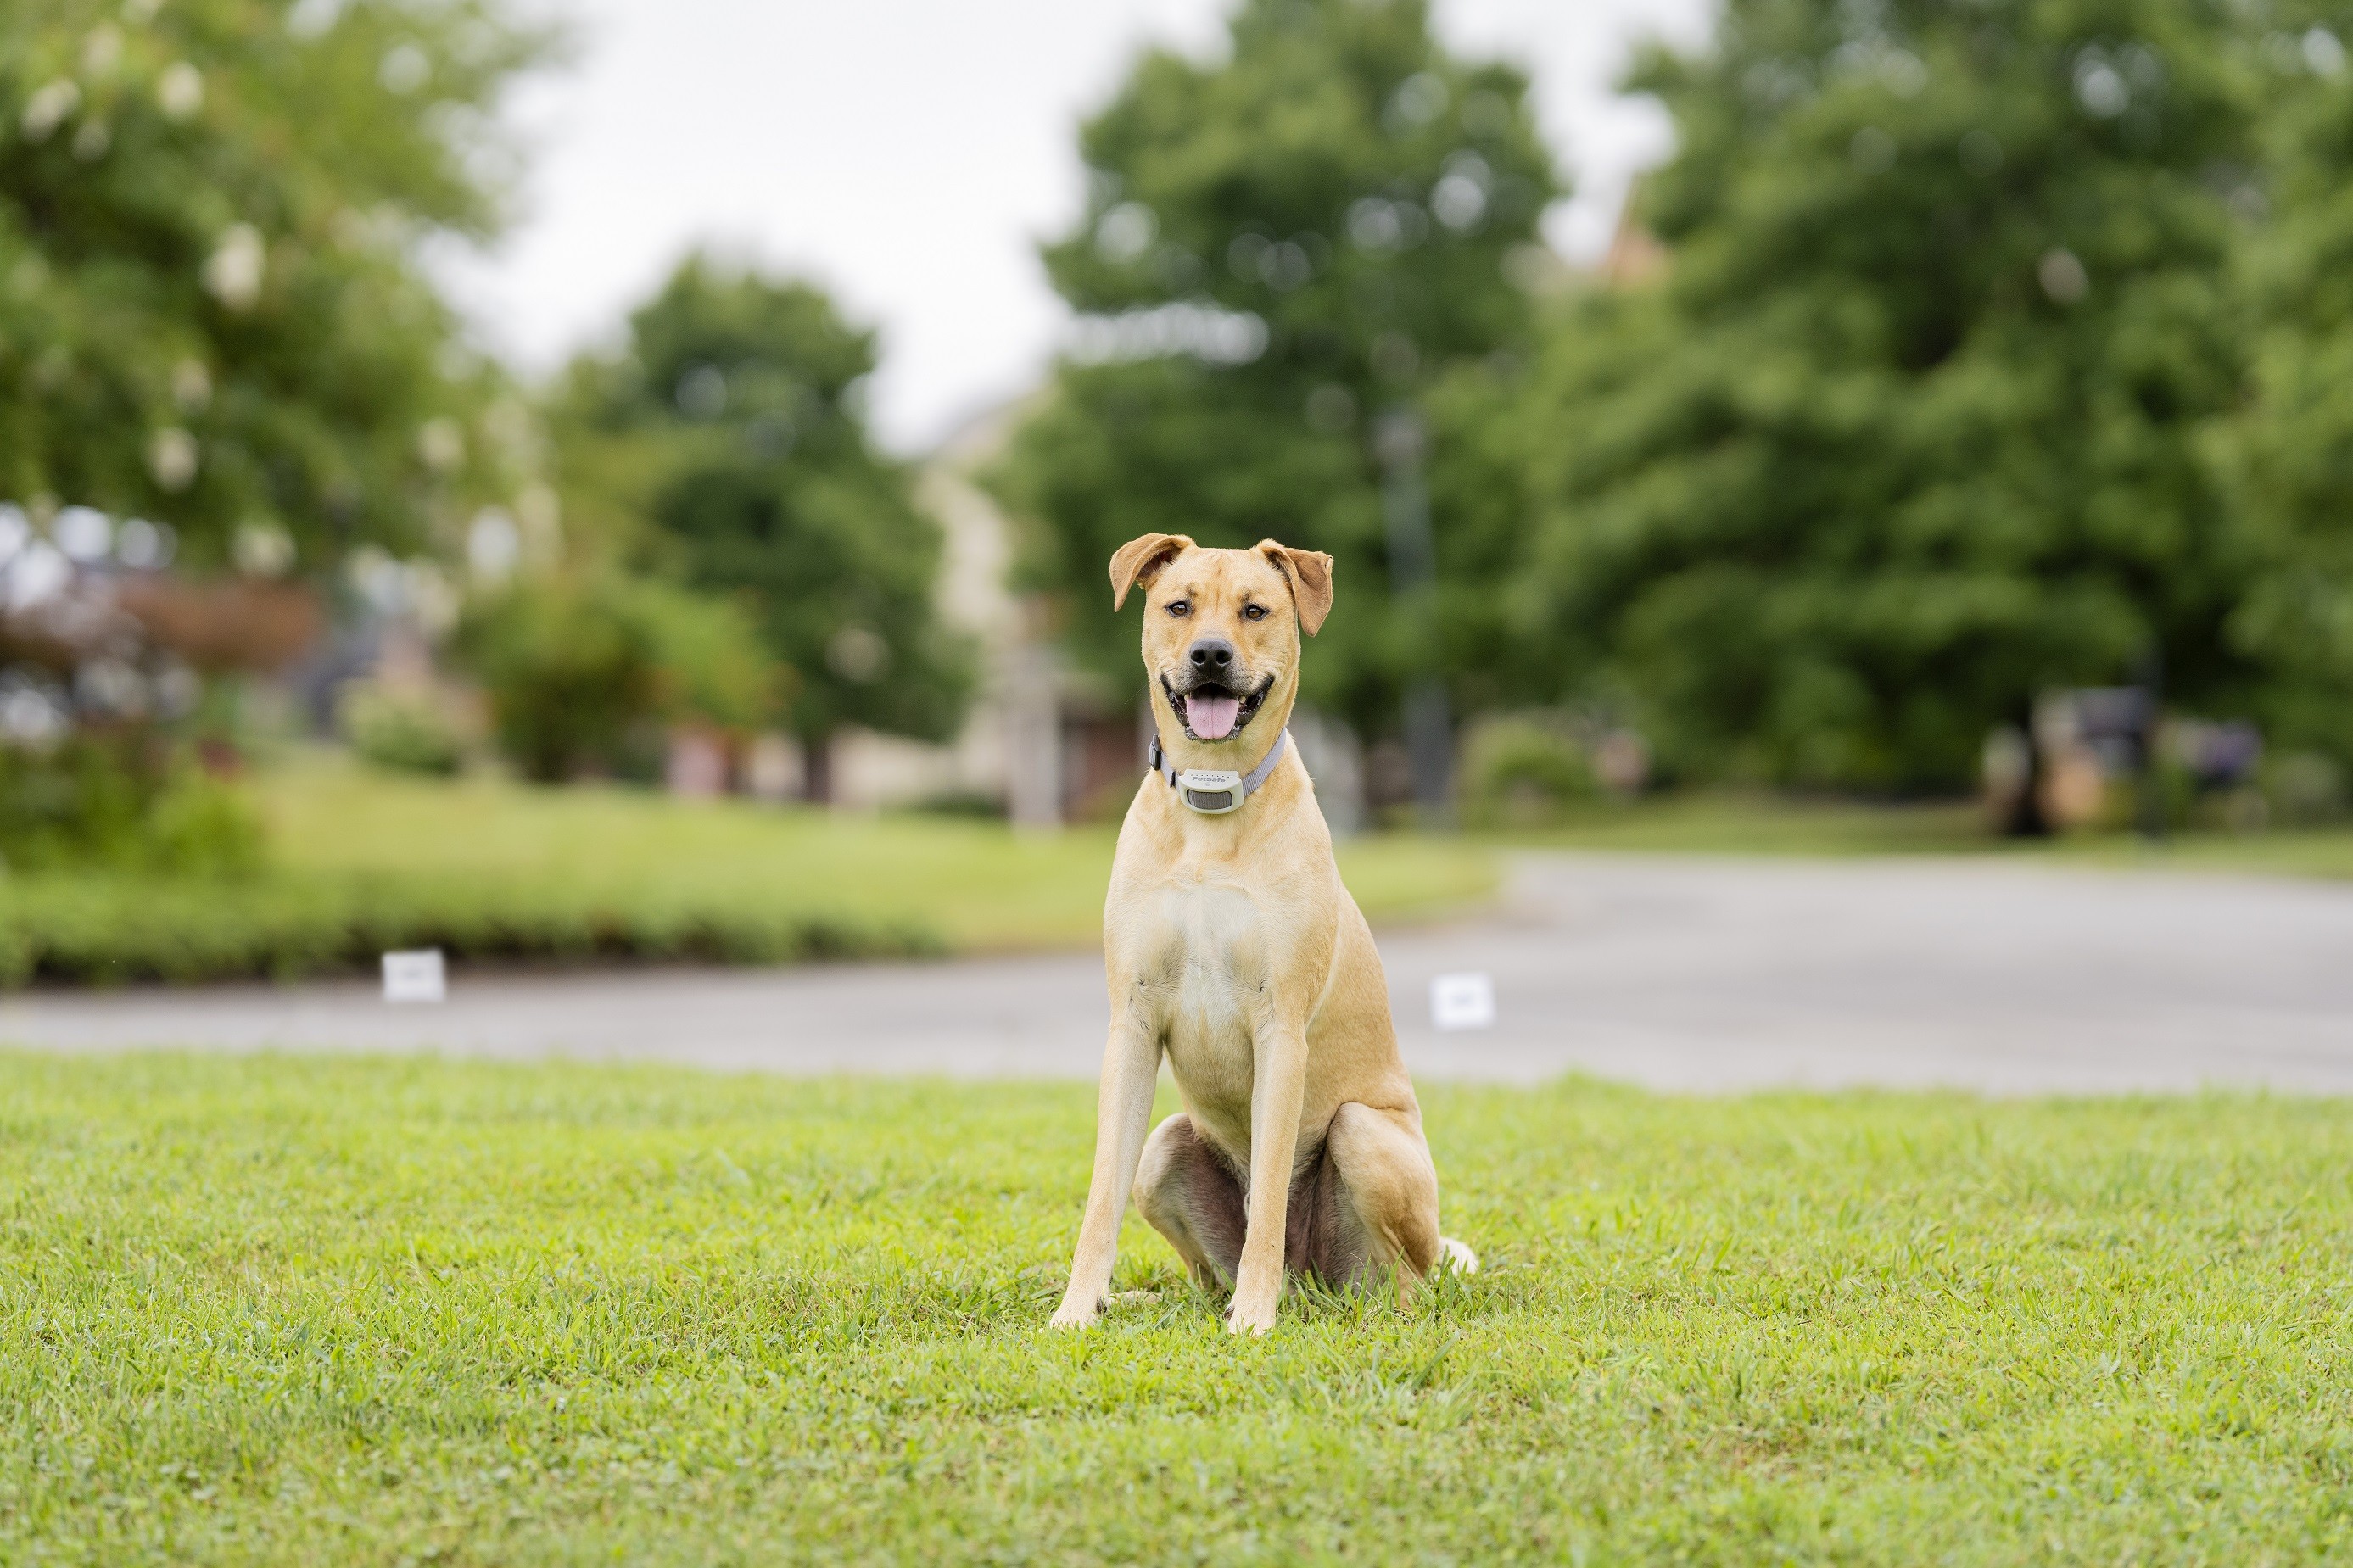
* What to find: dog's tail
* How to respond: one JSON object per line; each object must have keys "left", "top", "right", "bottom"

{"left": 1437, "top": 1236, "right": 1480, "bottom": 1275}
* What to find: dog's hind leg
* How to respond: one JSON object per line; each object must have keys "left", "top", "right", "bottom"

{"left": 1133, "top": 1113, "right": 1246, "bottom": 1290}
{"left": 1317, "top": 1102, "right": 1445, "bottom": 1291}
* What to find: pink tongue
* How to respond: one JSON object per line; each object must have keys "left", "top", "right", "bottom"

{"left": 1188, "top": 693, "right": 1240, "bottom": 739}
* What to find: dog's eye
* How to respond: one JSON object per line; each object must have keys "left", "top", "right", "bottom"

{"left": 1165, "top": 599, "right": 1190, "bottom": 617}
{"left": 1243, "top": 603, "right": 1269, "bottom": 621}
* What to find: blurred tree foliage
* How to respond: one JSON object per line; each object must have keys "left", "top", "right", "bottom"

{"left": 1499, "top": 0, "right": 2353, "bottom": 795}
{"left": 2, "top": 0, "right": 543, "bottom": 871}
{"left": 2213, "top": 4, "right": 2353, "bottom": 767}
{"left": 0, "top": 0, "right": 545, "bottom": 571}
{"left": 545, "top": 256, "right": 969, "bottom": 798}
{"left": 991, "top": 0, "right": 1558, "bottom": 740}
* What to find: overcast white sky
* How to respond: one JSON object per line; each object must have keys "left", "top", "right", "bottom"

{"left": 439, "top": 0, "right": 1715, "bottom": 453}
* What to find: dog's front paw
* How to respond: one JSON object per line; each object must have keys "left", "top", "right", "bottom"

{"left": 1224, "top": 1295, "right": 1277, "bottom": 1336}
{"left": 1048, "top": 1293, "right": 1101, "bottom": 1331}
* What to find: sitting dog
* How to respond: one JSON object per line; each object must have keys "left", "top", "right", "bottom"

{"left": 1051, "top": 533, "right": 1474, "bottom": 1336}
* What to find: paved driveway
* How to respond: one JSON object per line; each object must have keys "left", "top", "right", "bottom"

{"left": 7, "top": 854, "right": 2352, "bottom": 1093}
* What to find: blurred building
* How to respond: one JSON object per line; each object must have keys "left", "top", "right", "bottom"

{"left": 1599, "top": 188, "right": 1668, "bottom": 289}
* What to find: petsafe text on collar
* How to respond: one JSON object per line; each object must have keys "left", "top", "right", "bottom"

{"left": 1175, "top": 767, "right": 1245, "bottom": 813}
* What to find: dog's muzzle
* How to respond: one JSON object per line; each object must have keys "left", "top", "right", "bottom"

{"left": 1161, "top": 673, "right": 1272, "bottom": 743}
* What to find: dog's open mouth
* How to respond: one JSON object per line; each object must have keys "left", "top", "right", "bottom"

{"left": 1163, "top": 674, "right": 1272, "bottom": 742}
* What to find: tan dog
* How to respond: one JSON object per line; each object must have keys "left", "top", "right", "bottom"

{"left": 1050, "top": 534, "right": 1474, "bottom": 1336}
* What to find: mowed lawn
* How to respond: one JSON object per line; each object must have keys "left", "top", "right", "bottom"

{"left": 0, "top": 763, "right": 1501, "bottom": 987}
{"left": 255, "top": 762, "right": 1500, "bottom": 951}
{"left": 1489, "top": 790, "right": 2353, "bottom": 879}
{"left": 6, "top": 1055, "right": 2351, "bottom": 1564}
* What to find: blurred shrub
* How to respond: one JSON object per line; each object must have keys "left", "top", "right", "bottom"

{"left": 628, "top": 580, "right": 780, "bottom": 734}
{"left": 1459, "top": 716, "right": 1595, "bottom": 828}
{"left": 456, "top": 573, "right": 774, "bottom": 784}
{"left": 0, "top": 873, "right": 942, "bottom": 988}
{"left": 0, "top": 735, "right": 262, "bottom": 876}
{"left": 910, "top": 788, "right": 1007, "bottom": 820}
{"left": 460, "top": 575, "right": 660, "bottom": 783}
{"left": 143, "top": 769, "right": 266, "bottom": 877}
{"left": 2266, "top": 753, "right": 2348, "bottom": 826}
{"left": 338, "top": 681, "right": 466, "bottom": 776}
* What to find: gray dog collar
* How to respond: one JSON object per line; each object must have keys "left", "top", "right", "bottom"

{"left": 1148, "top": 727, "right": 1290, "bottom": 815}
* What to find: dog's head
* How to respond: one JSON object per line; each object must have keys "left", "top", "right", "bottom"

{"left": 1109, "top": 533, "right": 1333, "bottom": 749}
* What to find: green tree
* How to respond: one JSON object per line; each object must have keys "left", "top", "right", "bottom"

{"left": 2213, "top": 8, "right": 2353, "bottom": 769}
{"left": 1509, "top": 0, "right": 2263, "bottom": 805}
{"left": 551, "top": 255, "right": 968, "bottom": 800}
{"left": 0, "top": 0, "right": 545, "bottom": 570}
{"left": 992, "top": 0, "right": 1558, "bottom": 752}
{"left": 2, "top": 0, "right": 543, "bottom": 869}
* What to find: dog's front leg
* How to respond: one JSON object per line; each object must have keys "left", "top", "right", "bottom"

{"left": 1227, "top": 1024, "right": 1308, "bottom": 1336}
{"left": 1051, "top": 1019, "right": 1160, "bottom": 1329}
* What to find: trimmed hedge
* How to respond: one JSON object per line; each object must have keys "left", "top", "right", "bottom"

{"left": 0, "top": 873, "right": 944, "bottom": 987}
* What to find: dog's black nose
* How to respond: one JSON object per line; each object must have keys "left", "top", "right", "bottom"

{"left": 1187, "top": 638, "right": 1235, "bottom": 673}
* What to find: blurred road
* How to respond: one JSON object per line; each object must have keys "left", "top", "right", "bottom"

{"left": 8, "top": 854, "right": 2353, "bottom": 1094}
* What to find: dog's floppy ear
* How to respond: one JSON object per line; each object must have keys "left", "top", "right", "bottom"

{"left": 1109, "top": 533, "right": 1194, "bottom": 611}
{"left": 1255, "top": 539, "right": 1334, "bottom": 636}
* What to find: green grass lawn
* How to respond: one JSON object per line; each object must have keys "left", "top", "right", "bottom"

{"left": 7, "top": 1052, "right": 2351, "bottom": 1564}
{"left": 1483, "top": 794, "right": 1994, "bottom": 857}
{"left": 253, "top": 761, "right": 1499, "bottom": 952}
{"left": 14, "top": 759, "right": 2353, "bottom": 988}
{"left": 0, "top": 761, "right": 1499, "bottom": 986}
{"left": 1494, "top": 790, "right": 2353, "bottom": 879}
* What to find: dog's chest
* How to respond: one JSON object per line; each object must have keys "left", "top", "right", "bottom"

{"left": 1122, "top": 878, "right": 1273, "bottom": 1123}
